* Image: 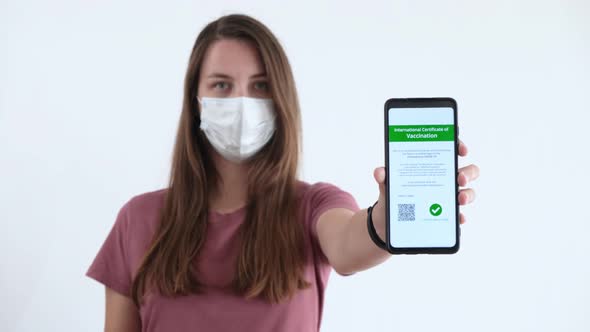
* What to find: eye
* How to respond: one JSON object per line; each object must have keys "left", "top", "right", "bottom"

{"left": 213, "top": 81, "right": 230, "bottom": 90}
{"left": 254, "top": 81, "right": 269, "bottom": 91}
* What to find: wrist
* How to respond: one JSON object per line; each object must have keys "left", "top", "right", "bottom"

{"left": 367, "top": 201, "right": 388, "bottom": 251}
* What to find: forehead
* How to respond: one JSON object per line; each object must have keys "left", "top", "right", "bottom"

{"left": 200, "top": 38, "right": 266, "bottom": 77}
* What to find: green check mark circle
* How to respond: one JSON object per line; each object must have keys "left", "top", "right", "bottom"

{"left": 429, "top": 203, "right": 442, "bottom": 216}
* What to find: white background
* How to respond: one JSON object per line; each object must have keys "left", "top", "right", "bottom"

{"left": 1, "top": 0, "right": 589, "bottom": 331}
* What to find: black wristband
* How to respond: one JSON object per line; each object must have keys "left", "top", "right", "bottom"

{"left": 367, "top": 201, "right": 388, "bottom": 251}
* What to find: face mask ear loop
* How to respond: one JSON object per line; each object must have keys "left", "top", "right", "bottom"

{"left": 195, "top": 96, "right": 204, "bottom": 125}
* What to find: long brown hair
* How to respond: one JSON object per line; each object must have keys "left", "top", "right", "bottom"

{"left": 130, "top": 14, "right": 310, "bottom": 306}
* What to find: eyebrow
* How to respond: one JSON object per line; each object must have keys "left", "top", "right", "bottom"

{"left": 206, "top": 72, "right": 268, "bottom": 79}
{"left": 250, "top": 72, "right": 267, "bottom": 79}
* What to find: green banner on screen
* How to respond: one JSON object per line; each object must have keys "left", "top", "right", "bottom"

{"left": 389, "top": 125, "right": 455, "bottom": 142}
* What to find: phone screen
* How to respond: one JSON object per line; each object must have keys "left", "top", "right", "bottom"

{"left": 386, "top": 99, "right": 458, "bottom": 252}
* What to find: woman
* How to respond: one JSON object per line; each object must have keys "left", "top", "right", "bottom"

{"left": 86, "top": 14, "right": 479, "bottom": 332}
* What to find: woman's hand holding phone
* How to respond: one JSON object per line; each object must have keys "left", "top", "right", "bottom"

{"left": 372, "top": 139, "right": 479, "bottom": 230}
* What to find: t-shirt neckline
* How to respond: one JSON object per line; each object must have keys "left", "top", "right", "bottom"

{"left": 208, "top": 205, "right": 247, "bottom": 223}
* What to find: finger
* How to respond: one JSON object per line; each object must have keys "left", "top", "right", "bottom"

{"left": 459, "top": 212, "right": 466, "bottom": 224}
{"left": 373, "top": 167, "right": 386, "bottom": 197}
{"left": 458, "top": 164, "right": 480, "bottom": 186}
{"left": 458, "top": 188, "right": 476, "bottom": 205}
{"left": 373, "top": 167, "right": 386, "bottom": 183}
{"left": 458, "top": 139, "right": 468, "bottom": 157}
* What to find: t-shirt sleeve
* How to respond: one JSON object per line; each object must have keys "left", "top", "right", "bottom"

{"left": 306, "top": 182, "right": 360, "bottom": 276}
{"left": 85, "top": 199, "right": 134, "bottom": 297}
{"left": 308, "top": 182, "right": 360, "bottom": 240}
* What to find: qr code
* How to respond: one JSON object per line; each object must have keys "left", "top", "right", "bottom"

{"left": 398, "top": 204, "right": 415, "bottom": 221}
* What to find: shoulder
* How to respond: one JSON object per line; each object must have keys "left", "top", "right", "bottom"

{"left": 118, "top": 188, "right": 169, "bottom": 264}
{"left": 295, "top": 179, "right": 340, "bottom": 196}
{"left": 115, "top": 187, "right": 168, "bottom": 233}
{"left": 127, "top": 187, "right": 168, "bottom": 214}
{"left": 85, "top": 188, "right": 168, "bottom": 296}
{"left": 296, "top": 180, "right": 355, "bottom": 204}
{"left": 295, "top": 180, "right": 359, "bottom": 218}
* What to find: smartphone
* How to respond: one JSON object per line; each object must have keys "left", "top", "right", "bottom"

{"left": 384, "top": 97, "right": 460, "bottom": 254}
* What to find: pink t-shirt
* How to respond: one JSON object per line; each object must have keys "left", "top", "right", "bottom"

{"left": 86, "top": 180, "right": 360, "bottom": 332}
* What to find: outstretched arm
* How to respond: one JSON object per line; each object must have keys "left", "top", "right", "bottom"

{"left": 316, "top": 140, "right": 479, "bottom": 275}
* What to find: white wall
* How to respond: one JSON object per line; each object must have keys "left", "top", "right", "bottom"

{"left": 1, "top": 0, "right": 589, "bottom": 331}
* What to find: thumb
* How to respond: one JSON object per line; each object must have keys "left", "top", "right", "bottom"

{"left": 373, "top": 167, "right": 386, "bottom": 199}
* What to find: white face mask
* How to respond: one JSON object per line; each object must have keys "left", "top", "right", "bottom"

{"left": 197, "top": 96, "right": 276, "bottom": 163}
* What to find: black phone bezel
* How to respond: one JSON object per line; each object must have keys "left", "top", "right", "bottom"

{"left": 384, "top": 97, "right": 460, "bottom": 255}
